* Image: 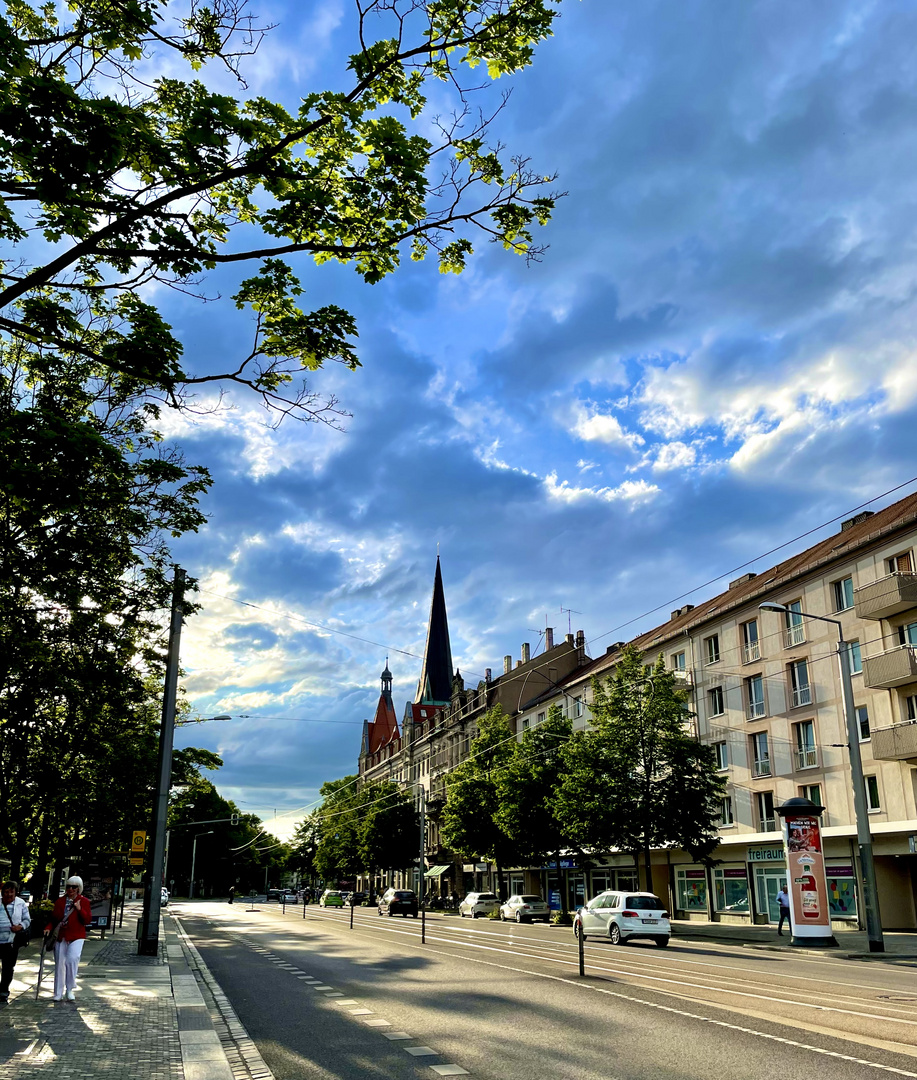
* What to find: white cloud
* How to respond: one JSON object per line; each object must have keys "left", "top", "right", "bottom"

{"left": 572, "top": 407, "right": 645, "bottom": 450}
{"left": 543, "top": 473, "right": 660, "bottom": 506}
{"left": 652, "top": 441, "right": 697, "bottom": 472}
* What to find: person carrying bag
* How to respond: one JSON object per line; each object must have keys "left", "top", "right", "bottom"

{"left": 0, "top": 880, "right": 32, "bottom": 1002}
{"left": 44, "top": 876, "right": 91, "bottom": 1003}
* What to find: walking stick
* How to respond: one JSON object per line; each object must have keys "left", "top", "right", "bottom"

{"left": 35, "top": 940, "right": 47, "bottom": 1000}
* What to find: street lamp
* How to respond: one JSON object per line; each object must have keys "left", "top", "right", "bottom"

{"left": 759, "top": 601, "right": 884, "bottom": 952}
{"left": 189, "top": 831, "right": 214, "bottom": 900}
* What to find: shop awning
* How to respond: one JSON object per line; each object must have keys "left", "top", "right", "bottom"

{"left": 424, "top": 864, "right": 451, "bottom": 878}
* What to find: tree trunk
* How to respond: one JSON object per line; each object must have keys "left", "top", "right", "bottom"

{"left": 495, "top": 860, "right": 506, "bottom": 901}
{"left": 557, "top": 851, "right": 569, "bottom": 916}
{"left": 643, "top": 843, "right": 653, "bottom": 894}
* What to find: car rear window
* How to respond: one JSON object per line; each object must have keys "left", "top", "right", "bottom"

{"left": 520, "top": 895, "right": 542, "bottom": 903}
{"left": 625, "top": 895, "right": 663, "bottom": 910}
{"left": 394, "top": 891, "right": 415, "bottom": 899}
{"left": 477, "top": 893, "right": 497, "bottom": 901}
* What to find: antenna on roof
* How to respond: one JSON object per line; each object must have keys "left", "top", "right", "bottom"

{"left": 560, "top": 606, "right": 582, "bottom": 635}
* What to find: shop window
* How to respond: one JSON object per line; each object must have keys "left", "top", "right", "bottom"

{"left": 713, "top": 868, "right": 748, "bottom": 913}
{"left": 705, "top": 635, "right": 720, "bottom": 664}
{"left": 826, "top": 865, "right": 857, "bottom": 918}
{"left": 675, "top": 869, "right": 707, "bottom": 912}
{"left": 708, "top": 686, "right": 725, "bottom": 717}
{"left": 856, "top": 705, "right": 870, "bottom": 741}
{"left": 833, "top": 576, "right": 854, "bottom": 612}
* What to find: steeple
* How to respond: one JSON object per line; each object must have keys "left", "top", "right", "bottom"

{"left": 415, "top": 556, "right": 454, "bottom": 706}
{"left": 365, "top": 659, "right": 399, "bottom": 754}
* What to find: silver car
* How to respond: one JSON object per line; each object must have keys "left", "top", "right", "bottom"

{"left": 458, "top": 891, "right": 499, "bottom": 918}
{"left": 499, "top": 894, "right": 550, "bottom": 923}
{"left": 573, "top": 890, "right": 670, "bottom": 947}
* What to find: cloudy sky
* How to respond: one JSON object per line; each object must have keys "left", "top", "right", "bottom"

{"left": 160, "top": 0, "right": 917, "bottom": 839}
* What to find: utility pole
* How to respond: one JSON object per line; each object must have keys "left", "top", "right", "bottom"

{"left": 138, "top": 568, "right": 185, "bottom": 955}
{"left": 419, "top": 786, "right": 427, "bottom": 945}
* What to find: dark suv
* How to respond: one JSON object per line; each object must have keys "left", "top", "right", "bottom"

{"left": 378, "top": 888, "right": 419, "bottom": 917}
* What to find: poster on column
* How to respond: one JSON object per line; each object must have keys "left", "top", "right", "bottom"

{"left": 784, "top": 815, "right": 830, "bottom": 931}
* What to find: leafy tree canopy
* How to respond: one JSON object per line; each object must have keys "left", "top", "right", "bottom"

{"left": 0, "top": 0, "right": 563, "bottom": 419}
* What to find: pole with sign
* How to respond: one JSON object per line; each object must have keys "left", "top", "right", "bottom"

{"left": 776, "top": 797, "right": 838, "bottom": 947}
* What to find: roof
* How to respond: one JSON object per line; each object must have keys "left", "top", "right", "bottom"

{"left": 364, "top": 686, "right": 399, "bottom": 755}
{"left": 415, "top": 556, "right": 454, "bottom": 705}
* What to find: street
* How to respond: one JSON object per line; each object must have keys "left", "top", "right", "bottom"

{"left": 175, "top": 901, "right": 917, "bottom": 1080}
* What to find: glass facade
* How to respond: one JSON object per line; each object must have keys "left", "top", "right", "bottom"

{"left": 713, "top": 868, "right": 749, "bottom": 913}
{"left": 826, "top": 864, "right": 857, "bottom": 918}
{"left": 675, "top": 868, "right": 707, "bottom": 912}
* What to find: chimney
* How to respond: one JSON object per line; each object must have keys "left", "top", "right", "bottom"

{"left": 575, "top": 629, "right": 586, "bottom": 663}
{"left": 545, "top": 627, "right": 554, "bottom": 650}
{"left": 565, "top": 633, "right": 574, "bottom": 646}
{"left": 485, "top": 668, "right": 492, "bottom": 683}
{"left": 841, "top": 510, "right": 875, "bottom": 532}
{"left": 504, "top": 655, "right": 512, "bottom": 675}
{"left": 515, "top": 659, "right": 522, "bottom": 668}
{"left": 522, "top": 642, "right": 531, "bottom": 664}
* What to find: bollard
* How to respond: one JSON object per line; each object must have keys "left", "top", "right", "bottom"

{"left": 350, "top": 902, "right": 354, "bottom": 929}
{"left": 578, "top": 922, "right": 585, "bottom": 977}
{"left": 421, "top": 901, "right": 426, "bottom": 945}
{"left": 303, "top": 897, "right": 307, "bottom": 919}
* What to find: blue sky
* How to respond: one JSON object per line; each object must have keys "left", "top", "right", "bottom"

{"left": 159, "top": 0, "right": 917, "bottom": 838}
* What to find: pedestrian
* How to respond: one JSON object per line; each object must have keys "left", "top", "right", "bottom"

{"left": 45, "top": 876, "right": 91, "bottom": 1002}
{"left": 776, "top": 883, "right": 791, "bottom": 937}
{"left": 228, "top": 885, "right": 235, "bottom": 905}
{"left": 0, "top": 880, "right": 31, "bottom": 1003}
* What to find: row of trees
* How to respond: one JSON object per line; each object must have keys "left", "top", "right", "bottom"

{"left": 298, "top": 649, "right": 726, "bottom": 902}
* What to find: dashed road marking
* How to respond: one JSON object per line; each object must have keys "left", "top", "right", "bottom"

{"left": 430, "top": 1067, "right": 468, "bottom": 1076}
{"left": 405, "top": 1047, "right": 438, "bottom": 1057}
{"left": 383, "top": 1032, "right": 413, "bottom": 1040}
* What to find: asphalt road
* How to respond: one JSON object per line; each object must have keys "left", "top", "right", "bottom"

{"left": 177, "top": 901, "right": 917, "bottom": 1080}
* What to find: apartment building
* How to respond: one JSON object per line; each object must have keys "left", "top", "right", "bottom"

{"left": 517, "top": 494, "right": 917, "bottom": 929}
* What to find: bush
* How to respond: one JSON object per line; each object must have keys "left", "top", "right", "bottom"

{"left": 487, "top": 909, "right": 502, "bottom": 920}
{"left": 550, "top": 911, "right": 573, "bottom": 926}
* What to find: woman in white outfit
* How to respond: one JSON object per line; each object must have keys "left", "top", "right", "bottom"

{"left": 45, "top": 876, "right": 91, "bottom": 1002}
{"left": 0, "top": 880, "right": 31, "bottom": 1002}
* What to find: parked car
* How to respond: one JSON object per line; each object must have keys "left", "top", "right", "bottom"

{"left": 160, "top": 888, "right": 169, "bottom": 907}
{"left": 573, "top": 891, "right": 670, "bottom": 947}
{"left": 266, "top": 888, "right": 284, "bottom": 902}
{"left": 282, "top": 892, "right": 298, "bottom": 904}
{"left": 499, "top": 894, "right": 550, "bottom": 923}
{"left": 349, "top": 891, "right": 368, "bottom": 906}
{"left": 319, "top": 890, "right": 345, "bottom": 908}
{"left": 458, "top": 891, "right": 499, "bottom": 918}
{"left": 377, "top": 888, "right": 419, "bottom": 917}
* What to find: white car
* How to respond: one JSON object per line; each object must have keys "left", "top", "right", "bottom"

{"left": 458, "top": 891, "right": 499, "bottom": 918}
{"left": 499, "top": 894, "right": 550, "bottom": 923}
{"left": 573, "top": 890, "right": 670, "bottom": 947}
{"left": 160, "top": 888, "right": 169, "bottom": 907}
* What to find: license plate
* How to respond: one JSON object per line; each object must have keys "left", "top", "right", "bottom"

{"left": 642, "top": 918, "right": 658, "bottom": 924}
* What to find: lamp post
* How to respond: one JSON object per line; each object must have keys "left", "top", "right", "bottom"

{"left": 760, "top": 602, "right": 884, "bottom": 952}
{"left": 189, "top": 831, "right": 214, "bottom": 900}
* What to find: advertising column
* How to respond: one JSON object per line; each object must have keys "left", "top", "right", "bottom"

{"left": 776, "top": 797, "right": 838, "bottom": 948}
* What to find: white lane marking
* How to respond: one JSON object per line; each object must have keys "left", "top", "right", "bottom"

{"left": 383, "top": 1032, "right": 413, "bottom": 1040}
{"left": 324, "top": 992, "right": 344, "bottom": 998}
{"left": 412, "top": 944, "right": 917, "bottom": 1079}
{"left": 405, "top": 1047, "right": 438, "bottom": 1056}
{"left": 364, "top": 1019, "right": 391, "bottom": 1027}
{"left": 313, "top": 985, "right": 332, "bottom": 990}
{"left": 430, "top": 1067, "right": 468, "bottom": 1076}
{"left": 349, "top": 1009, "right": 373, "bottom": 1015}
{"left": 332, "top": 1000, "right": 359, "bottom": 1006}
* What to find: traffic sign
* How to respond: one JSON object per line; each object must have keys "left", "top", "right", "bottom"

{"left": 129, "top": 858, "right": 144, "bottom": 866}
{"left": 131, "top": 830, "right": 147, "bottom": 853}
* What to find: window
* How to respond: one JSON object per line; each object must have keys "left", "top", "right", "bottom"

{"left": 522, "top": 717, "right": 530, "bottom": 731}
{"left": 783, "top": 600, "right": 805, "bottom": 647}
{"left": 572, "top": 696, "right": 584, "bottom": 718}
{"left": 750, "top": 731, "right": 770, "bottom": 776}
{"left": 537, "top": 711, "right": 546, "bottom": 724}
{"left": 719, "top": 797, "right": 734, "bottom": 826}
{"left": 714, "top": 741, "right": 728, "bottom": 770}
{"left": 833, "top": 576, "right": 854, "bottom": 612}
{"left": 742, "top": 619, "right": 760, "bottom": 663}
{"left": 705, "top": 635, "right": 720, "bottom": 664}
{"left": 898, "top": 621, "right": 917, "bottom": 647}
{"left": 789, "top": 659, "right": 811, "bottom": 707}
{"left": 888, "top": 551, "right": 914, "bottom": 574}
{"left": 906, "top": 694, "right": 917, "bottom": 722}
{"left": 800, "top": 783, "right": 822, "bottom": 807}
{"left": 745, "top": 674, "right": 765, "bottom": 719}
{"left": 847, "top": 641, "right": 862, "bottom": 675}
{"left": 708, "top": 686, "right": 725, "bottom": 717}
{"left": 671, "top": 651, "right": 686, "bottom": 671}
{"left": 794, "top": 719, "right": 817, "bottom": 769}
{"left": 856, "top": 705, "right": 870, "bottom": 741}
{"left": 865, "top": 775, "right": 881, "bottom": 812}
{"left": 757, "top": 791, "right": 776, "bottom": 831}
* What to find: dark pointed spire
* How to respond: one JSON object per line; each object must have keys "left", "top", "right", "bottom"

{"left": 415, "top": 556, "right": 454, "bottom": 705}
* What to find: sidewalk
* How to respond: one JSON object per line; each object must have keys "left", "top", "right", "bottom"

{"left": 671, "top": 918, "right": 917, "bottom": 959}
{"left": 0, "top": 910, "right": 254, "bottom": 1080}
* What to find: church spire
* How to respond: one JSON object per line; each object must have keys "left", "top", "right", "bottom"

{"left": 415, "top": 555, "right": 454, "bottom": 705}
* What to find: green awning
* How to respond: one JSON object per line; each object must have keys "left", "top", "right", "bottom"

{"left": 424, "top": 864, "right": 451, "bottom": 878}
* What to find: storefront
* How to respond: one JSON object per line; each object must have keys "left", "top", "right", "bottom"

{"left": 674, "top": 867, "right": 708, "bottom": 916}
{"left": 712, "top": 866, "right": 749, "bottom": 918}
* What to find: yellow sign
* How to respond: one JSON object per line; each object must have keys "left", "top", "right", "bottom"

{"left": 131, "top": 830, "right": 147, "bottom": 853}
{"left": 129, "top": 857, "right": 144, "bottom": 866}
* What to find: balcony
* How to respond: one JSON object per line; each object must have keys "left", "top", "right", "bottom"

{"left": 747, "top": 701, "right": 766, "bottom": 720}
{"left": 862, "top": 645, "right": 917, "bottom": 689}
{"left": 854, "top": 573, "right": 917, "bottom": 621}
{"left": 870, "top": 721, "right": 917, "bottom": 764}
{"left": 672, "top": 669, "right": 694, "bottom": 692}
{"left": 785, "top": 623, "right": 806, "bottom": 648}
{"left": 791, "top": 686, "right": 812, "bottom": 708}
{"left": 795, "top": 747, "right": 818, "bottom": 770}
{"left": 743, "top": 641, "right": 761, "bottom": 663}
{"left": 752, "top": 758, "right": 771, "bottom": 777}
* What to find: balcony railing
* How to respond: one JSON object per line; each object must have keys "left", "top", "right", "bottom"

{"left": 795, "top": 747, "right": 818, "bottom": 770}
{"left": 791, "top": 686, "right": 812, "bottom": 708}
{"left": 747, "top": 700, "right": 766, "bottom": 720}
{"left": 784, "top": 623, "right": 806, "bottom": 648}
{"left": 870, "top": 720, "right": 917, "bottom": 763}
{"left": 743, "top": 641, "right": 761, "bottom": 663}
{"left": 752, "top": 758, "right": 771, "bottom": 777}
{"left": 760, "top": 816, "right": 777, "bottom": 832}
{"left": 862, "top": 645, "right": 917, "bottom": 689}
{"left": 854, "top": 572, "right": 917, "bottom": 621}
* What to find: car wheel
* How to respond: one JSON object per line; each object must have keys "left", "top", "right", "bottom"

{"left": 654, "top": 936, "right": 670, "bottom": 948}
{"left": 515, "top": 911, "right": 522, "bottom": 924}
{"left": 377, "top": 908, "right": 382, "bottom": 916}
{"left": 574, "top": 921, "right": 586, "bottom": 942}
{"left": 500, "top": 911, "right": 506, "bottom": 921}
{"left": 388, "top": 910, "right": 393, "bottom": 917}
{"left": 609, "top": 923, "right": 623, "bottom": 945}
{"left": 472, "top": 911, "right": 478, "bottom": 919}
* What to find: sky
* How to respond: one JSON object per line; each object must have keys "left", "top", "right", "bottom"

{"left": 155, "top": 0, "right": 917, "bottom": 840}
